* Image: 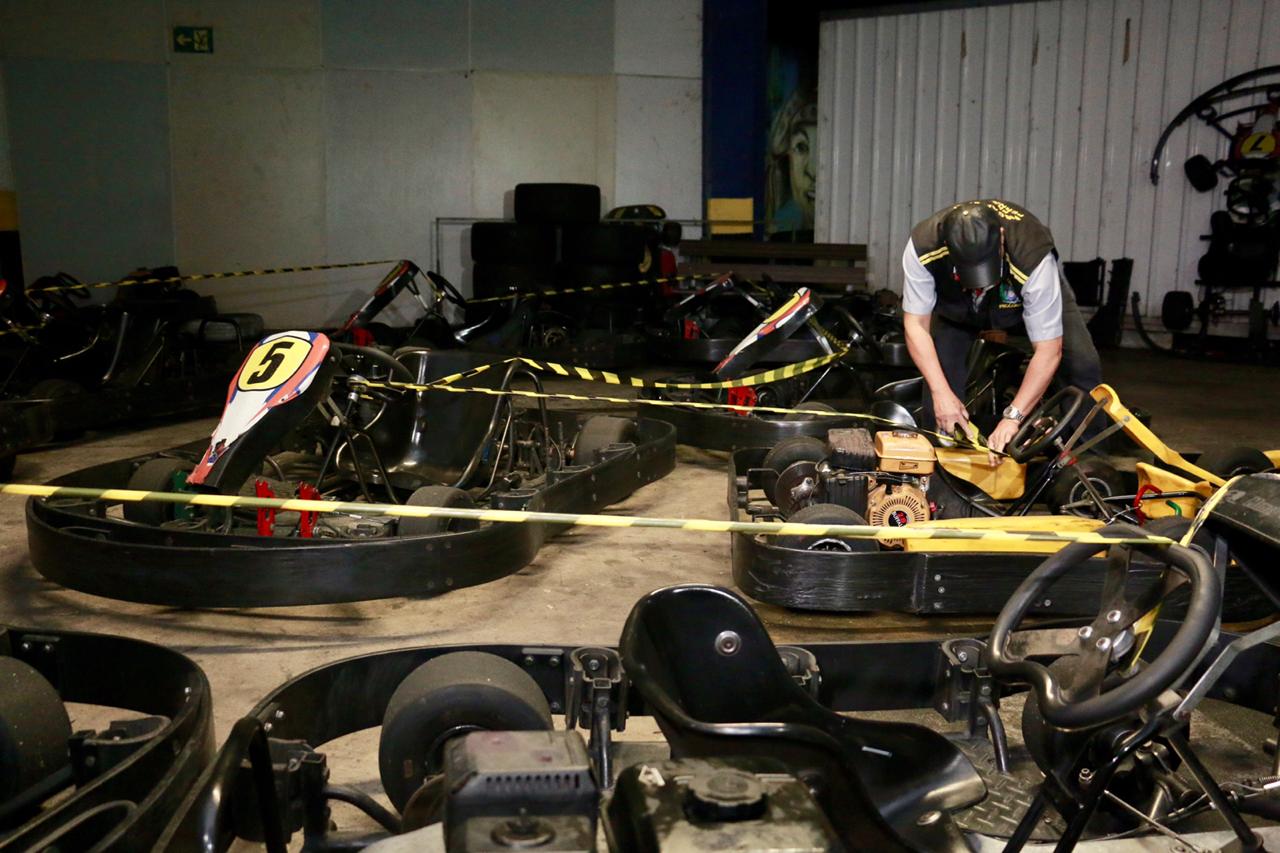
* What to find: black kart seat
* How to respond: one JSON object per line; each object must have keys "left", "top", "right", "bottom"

{"left": 619, "top": 584, "right": 985, "bottom": 851}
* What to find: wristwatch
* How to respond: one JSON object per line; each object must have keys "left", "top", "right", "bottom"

{"left": 1002, "top": 404, "right": 1025, "bottom": 423}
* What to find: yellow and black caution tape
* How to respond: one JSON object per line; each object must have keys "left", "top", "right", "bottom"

{"left": 353, "top": 374, "right": 995, "bottom": 453}
{"left": 2, "top": 482, "right": 1172, "bottom": 546}
{"left": 463, "top": 273, "right": 725, "bottom": 305}
{"left": 28, "top": 258, "right": 398, "bottom": 296}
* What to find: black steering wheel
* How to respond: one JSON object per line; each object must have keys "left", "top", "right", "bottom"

{"left": 424, "top": 271, "right": 468, "bottom": 307}
{"left": 1007, "top": 386, "right": 1087, "bottom": 462}
{"left": 987, "top": 523, "right": 1220, "bottom": 729}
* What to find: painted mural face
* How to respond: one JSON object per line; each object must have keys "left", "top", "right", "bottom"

{"left": 789, "top": 122, "right": 817, "bottom": 225}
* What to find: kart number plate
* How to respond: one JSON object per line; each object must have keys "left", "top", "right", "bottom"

{"left": 238, "top": 335, "right": 316, "bottom": 392}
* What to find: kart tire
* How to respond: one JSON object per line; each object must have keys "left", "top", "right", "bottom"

{"left": 513, "top": 183, "right": 601, "bottom": 226}
{"left": 401, "top": 486, "right": 480, "bottom": 536}
{"left": 378, "top": 652, "right": 552, "bottom": 812}
{"left": 1141, "top": 516, "right": 1213, "bottom": 555}
{"left": 1161, "top": 291, "right": 1195, "bottom": 332}
{"left": 762, "top": 436, "right": 827, "bottom": 475}
{"left": 1196, "top": 446, "right": 1273, "bottom": 478}
{"left": 777, "top": 503, "right": 877, "bottom": 552}
{"left": 574, "top": 415, "right": 637, "bottom": 464}
{"left": 0, "top": 656, "right": 72, "bottom": 803}
{"left": 1045, "top": 457, "right": 1125, "bottom": 516}
{"left": 471, "top": 263, "right": 557, "bottom": 301}
{"left": 0, "top": 454, "right": 14, "bottom": 482}
{"left": 470, "top": 222, "right": 557, "bottom": 265}
{"left": 560, "top": 224, "right": 649, "bottom": 268}
{"left": 186, "top": 313, "right": 265, "bottom": 344}
{"left": 123, "top": 458, "right": 190, "bottom": 526}
{"left": 30, "top": 378, "right": 85, "bottom": 440}
{"left": 784, "top": 401, "right": 838, "bottom": 422}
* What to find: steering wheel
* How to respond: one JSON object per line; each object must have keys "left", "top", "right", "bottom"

{"left": 1007, "top": 386, "right": 1087, "bottom": 462}
{"left": 332, "top": 342, "right": 416, "bottom": 403}
{"left": 424, "top": 271, "right": 468, "bottom": 307}
{"left": 987, "top": 523, "right": 1220, "bottom": 729}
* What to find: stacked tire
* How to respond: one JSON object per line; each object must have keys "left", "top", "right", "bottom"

{"left": 470, "top": 184, "right": 657, "bottom": 312}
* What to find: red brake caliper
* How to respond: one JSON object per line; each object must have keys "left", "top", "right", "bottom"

{"left": 726, "top": 386, "right": 758, "bottom": 416}
{"left": 296, "top": 482, "right": 321, "bottom": 538}
{"left": 682, "top": 319, "right": 701, "bottom": 340}
{"left": 255, "top": 480, "right": 276, "bottom": 536}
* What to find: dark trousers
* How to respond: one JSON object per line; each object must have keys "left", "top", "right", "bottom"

{"left": 921, "top": 275, "right": 1102, "bottom": 430}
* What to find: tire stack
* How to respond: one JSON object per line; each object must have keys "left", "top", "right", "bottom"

{"left": 470, "top": 184, "right": 656, "bottom": 320}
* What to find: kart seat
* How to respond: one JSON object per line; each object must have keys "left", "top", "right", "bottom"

{"left": 619, "top": 584, "right": 985, "bottom": 851}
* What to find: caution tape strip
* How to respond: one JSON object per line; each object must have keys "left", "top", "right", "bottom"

{"left": 463, "top": 273, "right": 724, "bottom": 305}
{"left": 3, "top": 483, "right": 1173, "bottom": 546}
{"left": 354, "top": 375, "right": 996, "bottom": 453}
{"left": 27, "top": 258, "right": 399, "bottom": 296}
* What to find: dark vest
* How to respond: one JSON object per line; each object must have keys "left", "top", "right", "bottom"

{"left": 910, "top": 200, "right": 1056, "bottom": 331}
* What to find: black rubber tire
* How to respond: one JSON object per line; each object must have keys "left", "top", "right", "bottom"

{"left": 1045, "top": 457, "right": 1126, "bottom": 516}
{"left": 471, "top": 263, "right": 558, "bottom": 300}
{"left": 400, "top": 486, "right": 480, "bottom": 536}
{"left": 762, "top": 436, "right": 827, "bottom": 477}
{"left": 777, "top": 503, "right": 878, "bottom": 552}
{"left": 30, "top": 378, "right": 85, "bottom": 440}
{"left": 560, "top": 224, "right": 649, "bottom": 267}
{"left": 123, "top": 458, "right": 190, "bottom": 526}
{"left": 1142, "top": 516, "right": 1213, "bottom": 555}
{"left": 184, "top": 313, "right": 265, "bottom": 343}
{"left": 1184, "top": 154, "right": 1219, "bottom": 192}
{"left": 470, "top": 222, "right": 557, "bottom": 265}
{"left": 574, "top": 415, "right": 637, "bottom": 464}
{"left": 0, "top": 657, "right": 72, "bottom": 803}
{"left": 513, "top": 183, "right": 601, "bottom": 226}
{"left": 0, "top": 454, "right": 15, "bottom": 482}
{"left": 1161, "top": 291, "right": 1196, "bottom": 332}
{"left": 784, "top": 401, "right": 838, "bottom": 422}
{"left": 378, "top": 652, "right": 552, "bottom": 812}
{"left": 1196, "top": 446, "right": 1273, "bottom": 478}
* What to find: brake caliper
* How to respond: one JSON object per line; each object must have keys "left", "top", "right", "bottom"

{"left": 296, "top": 482, "right": 321, "bottom": 538}
{"left": 255, "top": 480, "right": 276, "bottom": 536}
{"left": 726, "top": 386, "right": 757, "bottom": 416}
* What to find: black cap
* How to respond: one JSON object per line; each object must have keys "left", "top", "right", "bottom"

{"left": 942, "top": 203, "right": 1002, "bottom": 290}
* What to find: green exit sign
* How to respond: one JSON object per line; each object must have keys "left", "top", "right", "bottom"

{"left": 173, "top": 26, "right": 213, "bottom": 54}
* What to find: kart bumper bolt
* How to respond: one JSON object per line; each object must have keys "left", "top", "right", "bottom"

{"left": 1106, "top": 609, "right": 1122, "bottom": 623}
{"left": 1096, "top": 637, "right": 1112, "bottom": 652}
{"left": 715, "top": 631, "right": 741, "bottom": 656}
{"left": 1078, "top": 626, "right": 1093, "bottom": 639}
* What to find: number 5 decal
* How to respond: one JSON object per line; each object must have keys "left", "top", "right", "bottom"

{"left": 238, "top": 335, "right": 314, "bottom": 392}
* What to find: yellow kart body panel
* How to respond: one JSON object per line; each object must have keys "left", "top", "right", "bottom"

{"left": 1268, "top": 450, "right": 1280, "bottom": 468}
{"left": 1089, "top": 384, "right": 1224, "bottom": 486}
{"left": 903, "top": 516, "right": 1104, "bottom": 554}
{"left": 1133, "top": 463, "right": 1214, "bottom": 519}
{"left": 936, "top": 448, "right": 1026, "bottom": 500}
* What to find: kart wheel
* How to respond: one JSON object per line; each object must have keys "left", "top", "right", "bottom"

{"left": 560, "top": 224, "right": 649, "bottom": 267}
{"left": 0, "top": 657, "right": 72, "bottom": 804}
{"left": 777, "top": 503, "right": 877, "bottom": 553}
{"left": 30, "top": 378, "right": 85, "bottom": 440}
{"left": 378, "top": 652, "right": 552, "bottom": 812}
{"left": 1046, "top": 458, "right": 1125, "bottom": 516}
{"left": 470, "top": 222, "right": 557, "bottom": 265}
{"left": 784, "top": 401, "right": 837, "bottom": 422}
{"left": 762, "top": 436, "right": 826, "bottom": 475}
{"left": 573, "top": 415, "right": 637, "bottom": 464}
{"left": 1142, "top": 516, "right": 1213, "bottom": 554}
{"left": 123, "top": 458, "right": 190, "bottom": 526}
{"left": 513, "top": 183, "right": 601, "bottom": 226}
{"left": 1195, "top": 446, "right": 1273, "bottom": 478}
{"left": 401, "top": 486, "right": 480, "bottom": 536}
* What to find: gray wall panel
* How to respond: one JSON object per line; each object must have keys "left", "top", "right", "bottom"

{"left": 322, "top": 0, "right": 469, "bottom": 70}
{"left": 470, "top": 0, "right": 613, "bottom": 74}
{"left": 5, "top": 58, "right": 173, "bottom": 281}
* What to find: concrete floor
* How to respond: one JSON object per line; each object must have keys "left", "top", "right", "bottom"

{"left": 0, "top": 347, "right": 1277, "bottom": 763}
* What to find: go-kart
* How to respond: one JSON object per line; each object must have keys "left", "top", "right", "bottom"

{"left": 0, "top": 267, "right": 262, "bottom": 479}
{"left": 645, "top": 312, "right": 1010, "bottom": 453}
{"left": 24, "top": 333, "right": 675, "bottom": 607}
{"left": 728, "top": 384, "right": 1272, "bottom": 616}
{"left": 153, "top": 477, "right": 1280, "bottom": 850}
{"left": 337, "top": 259, "right": 651, "bottom": 368}
{"left": 0, "top": 622, "right": 213, "bottom": 851}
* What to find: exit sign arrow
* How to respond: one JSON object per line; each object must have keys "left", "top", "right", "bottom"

{"left": 173, "top": 26, "right": 213, "bottom": 54}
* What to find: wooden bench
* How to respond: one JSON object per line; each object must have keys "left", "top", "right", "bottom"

{"left": 677, "top": 239, "right": 868, "bottom": 293}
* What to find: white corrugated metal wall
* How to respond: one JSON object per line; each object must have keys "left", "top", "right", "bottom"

{"left": 817, "top": 0, "right": 1280, "bottom": 321}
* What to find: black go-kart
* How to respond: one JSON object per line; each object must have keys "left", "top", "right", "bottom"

{"left": 0, "top": 623, "right": 213, "bottom": 851}
{"left": 25, "top": 333, "right": 675, "bottom": 607}
{"left": 135, "top": 474, "right": 1280, "bottom": 852}
{"left": 0, "top": 267, "right": 262, "bottom": 478}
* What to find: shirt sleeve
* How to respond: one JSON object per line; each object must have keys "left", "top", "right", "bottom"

{"left": 1020, "top": 254, "right": 1063, "bottom": 342}
{"left": 901, "top": 238, "right": 937, "bottom": 315}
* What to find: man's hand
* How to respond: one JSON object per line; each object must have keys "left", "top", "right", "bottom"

{"left": 986, "top": 417, "right": 1020, "bottom": 466}
{"left": 932, "top": 389, "right": 971, "bottom": 435}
